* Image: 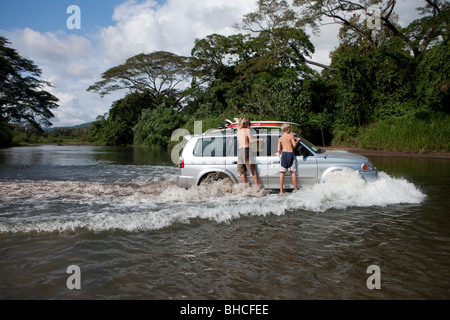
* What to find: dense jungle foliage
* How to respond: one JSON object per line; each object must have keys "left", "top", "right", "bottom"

{"left": 3, "top": 1, "right": 449, "bottom": 152}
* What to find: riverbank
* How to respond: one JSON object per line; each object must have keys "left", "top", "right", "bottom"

{"left": 12, "top": 140, "right": 94, "bottom": 147}
{"left": 329, "top": 146, "right": 450, "bottom": 159}
{"left": 332, "top": 112, "right": 450, "bottom": 156}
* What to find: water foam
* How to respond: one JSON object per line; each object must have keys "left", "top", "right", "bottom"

{"left": 0, "top": 171, "right": 426, "bottom": 233}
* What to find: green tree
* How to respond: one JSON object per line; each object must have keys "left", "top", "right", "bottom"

{"left": 331, "top": 46, "right": 416, "bottom": 142}
{"left": 293, "top": 0, "right": 449, "bottom": 58}
{"left": 87, "top": 51, "right": 193, "bottom": 109}
{"left": 414, "top": 40, "right": 450, "bottom": 112}
{"left": 191, "top": 34, "right": 250, "bottom": 84}
{"left": 90, "top": 113, "right": 108, "bottom": 144}
{"left": 323, "top": 1, "right": 449, "bottom": 142}
{"left": 87, "top": 51, "right": 192, "bottom": 146}
{"left": 91, "top": 92, "right": 154, "bottom": 146}
{"left": 191, "top": 29, "right": 316, "bottom": 119}
{"left": 0, "top": 36, "right": 59, "bottom": 147}
{"left": 238, "top": 0, "right": 321, "bottom": 71}
{"left": 133, "top": 103, "right": 184, "bottom": 147}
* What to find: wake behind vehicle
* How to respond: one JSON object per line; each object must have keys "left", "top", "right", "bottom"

{"left": 176, "top": 121, "right": 378, "bottom": 190}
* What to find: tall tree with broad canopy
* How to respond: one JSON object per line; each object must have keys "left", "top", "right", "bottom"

{"left": 293, "top": 0, "right": 449, "bottom": 58}
{"left": 241, "top": 0, "right": 449, "bottom": 70}
{"left": 237, "top": 0, "right": 325, "bottom": 70}
{"left": 87, "top": 51, "right": 194, "bottom": 110}
{"left": 0, "top": 36, "right": 59, "bottom": 146}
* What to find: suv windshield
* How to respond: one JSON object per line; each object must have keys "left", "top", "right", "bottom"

{"left": 300, "top": 137, "right": 325, "bottom": 154}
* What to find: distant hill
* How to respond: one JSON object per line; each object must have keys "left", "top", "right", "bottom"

{"left": 44, "top": 122, "right": 93, "bottom": 132}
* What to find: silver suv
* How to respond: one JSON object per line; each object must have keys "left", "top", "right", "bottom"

{"left": 176, "top": 130, "right": 377, "bottom": 190}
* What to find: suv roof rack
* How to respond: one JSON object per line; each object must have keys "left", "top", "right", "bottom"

{"left": 214, "top": 120, "right": 300, "bottom": 132}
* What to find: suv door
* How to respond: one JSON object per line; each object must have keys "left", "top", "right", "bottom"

{"left": 224, "top": 135, "right": 239, "bottom": 182}
{"left": 225, "top": 135, "right": 269, "bottom": 187}
{"left": 265, "top": 134, "right": 285, "bottom": 189}
{"left": 265, "top": 136, "right": 318, "bottom": 189}
{"left": 296, "top": 142, "right": 318, "bottom": 185}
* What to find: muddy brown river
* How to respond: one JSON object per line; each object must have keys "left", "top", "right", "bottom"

{"left": 0, "top": 145, "right": 448, "bottom": 300}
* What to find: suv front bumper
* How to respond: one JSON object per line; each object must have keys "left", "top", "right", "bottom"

{"left": 360, "top": 170, "right": 378, "bottom": 183}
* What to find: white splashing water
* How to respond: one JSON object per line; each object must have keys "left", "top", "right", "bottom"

{"left": 0, "top": 170, "right": 426, "bottom": 233}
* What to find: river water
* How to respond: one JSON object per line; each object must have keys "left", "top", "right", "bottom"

{"left": 0, "top": 145, "right": 448, "bottom": 300}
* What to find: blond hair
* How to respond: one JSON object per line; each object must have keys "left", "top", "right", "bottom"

{"left": 238, "top": 118, "right": 250, "bottom": 130}
{"left": 281, "top": 123, "right": 291, "bottom": 132}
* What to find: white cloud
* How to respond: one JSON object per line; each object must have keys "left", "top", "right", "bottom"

{"left": 395, "top": 0, "right": 423, "bottom": 27}
{"left": 308, "top": 23, "right": 340, "bottom": 69}
{"left": 97, "top": 0, "right": 257, "bottom": 63}
{"left": 2, "top": 26, "right": 118, "bottom": 127}
{"left": 12, "top": 28, "right": 93, "bottom": 65}
{"left": 98, "top": 1, "right": 162, "bottom": 63}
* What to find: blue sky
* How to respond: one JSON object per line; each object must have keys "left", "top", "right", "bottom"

{"left": 1, "top": 1, "right": 137, "bottom": 33}
{"left": 0, "top": 0, "right": 423, "bottom": 127}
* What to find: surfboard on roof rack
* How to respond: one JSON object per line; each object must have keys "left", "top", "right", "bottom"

{"left": 215, "top": 119, "right": 300, "bottom": 131}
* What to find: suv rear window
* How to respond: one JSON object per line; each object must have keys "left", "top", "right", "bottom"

{"left": 193, "top": 137, "right": 227, "bottom": 157}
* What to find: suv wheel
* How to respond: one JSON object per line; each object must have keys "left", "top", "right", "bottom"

{"left": 200, "top": 172, "right": 233, "bottom": 185}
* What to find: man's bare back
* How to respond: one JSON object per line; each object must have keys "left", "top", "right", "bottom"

{"left": 278, "top": 124, "right": 301, "bottom": 193}
{"left": 237, "top": 127, "right": 255, "bottom": 148}
{"left": 278, "top": 132, "right": 298, "bottom": 154}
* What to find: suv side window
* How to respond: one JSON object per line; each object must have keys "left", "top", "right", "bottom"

{"left": 227, "top": 136, "right": 272, "bottom": 157}
{"left": 193, "top": 137, "right": 226, "bottom": 157}
{"left": 227, "top": 137, "right": 238, "bottom": 157}
{"left": 298, "top": 144, "right": 314, "bottom": 157}
{"left": 266, "top": 134, "right": 314, "bottom": 157}
{"left": 267, "top": 135, "right": 278, "bottom": 156}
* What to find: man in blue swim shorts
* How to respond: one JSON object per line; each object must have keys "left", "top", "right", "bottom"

{"left": 278, "top": 123, "right": 301, "bottom": 193}
{"left": 280, "top": 151, "right": 296, "bottom": 173}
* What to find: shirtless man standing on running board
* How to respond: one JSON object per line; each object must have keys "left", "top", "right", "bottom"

{"left": 237, "top": 118, "right": 262, "bottom": 187}
{"left": 278, "top": 123, "right": 301, "bottom": 193}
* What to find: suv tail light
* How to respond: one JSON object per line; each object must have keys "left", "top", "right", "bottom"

{"left": 361, "top": 162, "right": 373, "bottom": 171}
{"left": 178, "top": 157, "right": 184, "bottom": 168}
